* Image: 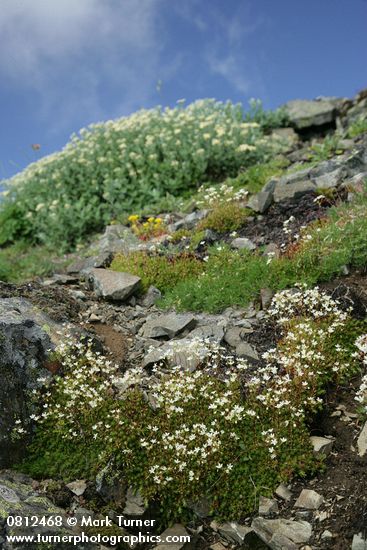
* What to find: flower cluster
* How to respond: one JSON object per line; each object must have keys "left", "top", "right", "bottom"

{"left": 128, "top": 214, "right": 166, "bottom": 240}
{"left": 267, "top": 285, "right": 349, "bottom": 328}
{"left": 32, "top": 338, "right": 120, "bottom": 441}
{"left": 196, "top": 182, "right": 248, "bottom": 207}
{"left": 355, "top": 334, "right": 367, "bottom": 416}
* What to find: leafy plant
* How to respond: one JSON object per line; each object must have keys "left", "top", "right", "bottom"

{"left": 0, "top": 100, "right": 270, "bottom": 250}
{"left": 244, "top": 98, "right": 290, "bottom": 131}
{"left": 347, "top": 116, "right": 367, "bottom": 138}
{"left": 307, "top": 135, "right": 343, "bottom": 163}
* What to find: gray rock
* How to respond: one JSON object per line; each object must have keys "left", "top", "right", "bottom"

{"left": 248, "top": 190, "right": 274, "bottom": 213}
{"left": 154, "top": 524, "right": 191, "bottom": 550}
{"left": 141, "top": 313, "right": 196, "bottom": 339}
{"left": 321, "top": 530, "right": 333, "bottom": 540}
{"left": 236, "top": 342, "right": 259, "bottom": 361}
{"left": 275, "top": 483, "right": 292, "bottom": 502}
{"left": 95, "top": 463, "right": 127, "bottom": 507}
{"left": 357, "top": 421, "right": 367, "bottom": 457}
{"left": 260, "top": 288, "right": 274, "bottom": 310}
{"left": 66, "top": 480, "right": 87, "bottom": 496}
{"left": 284, "top": 99, "right": 337, "bottom": 129}
{"left": 262, "top": 179, "right": 278, "bottom": 193}
{"left": 68, "top": 289, "right": 87, "bottom": 300}
{"left": 276, "top": 166, "right": 314, "bottom": 186}
{"left": 310, "top": 436, "right": 334, "bottom": 456}
{"left": 217, "top": 522, "right": 253, "bottom": 545}
{"left": 123, "top": 487, "right": 146, "bottom": 516}
{"left": 259, "top": 496, "right": 279, "bottom": 516}
{"left": 270, "top": 127, "right": 299, "bottom": 149}
{"left": 189, "top": 325, "right": 225, "bottom": 344}
{"left": 95, "top": 224, "right": 140, "bottom": 255}
{"left": 273, "top": 180, "right": 316, "bottom": 202}
{"left": 294, "top": 489, "right": 324, "bottom": 510}
{"left": 224, "top": 327, "right": 247, "bottom": 347}
{"left": 143, "top": 337, "right": 210, "bottom": 371}
{"left": 252, "top": 517, "right": 312, "bottom": 549}
{"left": 0, "top": 470, "right": 97, "bottom": 549}
{"left": 187, "top": 497, "right": 212, "bottom": 518}
{"left": 89, "top": 268, "right": 141, "bottom": 301}
{"left": 0, "top": 298, "right": 66, "bottom": 468}
{"left": 352, "top": 533, "right": 367, "bottom": 550}
{"left": 140, "top": 286, "right": 162, "bottom": 307}
{"left": 314, "top": 167, "right": 346, "bottom": 189}
{"left": 169, "top": 210, "right": 209, "bottom": 232}
{"left": 67, "top": 251, "right": 113, "bottom": 275}
{"left": 231, "top": 237, "right": 256, "bottom": 251}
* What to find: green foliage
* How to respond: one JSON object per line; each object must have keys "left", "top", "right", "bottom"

{"left": 307, "top": 135, "right": 343, "bottom": 163}
{"left": 0, "top": 99, "right": 270, "bottom": 250}
{"left": 110, "top": 251, "right": 204, "bottom": 293}
{"left": 244, "top": 98, "right": 290, "bottom": 131}
{"left": 161, "top": 247, "right": 269, "bottom": 313}
{"left": 227, "top": 157, "right": 289, "bottom": 194}
{"left": 198, "top": 203, "right": 252, "bottom": 233}
{"left": 169, "top": 228, "right": 192, "bottom": 244}
{"left": 163, "top": 189, "right": 367, "bottom": 313}
{"left": 0, "top": 242, "right": 60, "bottom": 283}
{"left": 347, "top": 117, "right": 367, "bottom": 138}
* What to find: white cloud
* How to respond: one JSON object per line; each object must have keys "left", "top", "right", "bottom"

{"left": 0, "top": 0, "right": 166, "bottom": 129}
{"left": 175, "top": 1, "right": 263, "bottom": 96}
{"left": 206, "top": 54, "right": 251, "bottom": 94}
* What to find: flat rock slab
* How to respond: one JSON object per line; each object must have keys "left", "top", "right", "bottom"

{"left": 230, "top": 237, "right": 256, "bottom": 251}
{"left": 352, "top": 533, "right": 367, "bottom": 550}
{"left": 259, "top": 496, "right": 279, "bottom": 516}
{"left": 295, "top": 489, "right": 324, "bottom": 510}
{"left": 141, "top": 313, "right": 196, "bottom": 339}
{"left": 143, "top": 337, "right": 210, "bottom": 371}
{"left": 123, "top": 487, "right": 146, "bottom": 516}
{"left": 89, "top": 268, "right": 141, "bottom": 301}
{"left": 310, "top": 436, "right": 334, "bottom": 456}
{"left": 217, "top": 522, "right": 253, "bottom": 545}
{"left": 284, "top": 99, "right": 337, "bottom": 129}
{"left": 252, "top": 517, "right": 312, "bottom": 549}
{"left": 273, "top": 180, "right": 316, "bottom": 202}
{"left": 247, "top": 190, "right": 274, "bottom": 213}
{"left": 189, "top": 325, "right": 225, "bottom": 343}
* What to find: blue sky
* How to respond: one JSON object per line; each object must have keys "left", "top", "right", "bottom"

{"left": 0, "top": 0, "right": 366, "bottom": 180}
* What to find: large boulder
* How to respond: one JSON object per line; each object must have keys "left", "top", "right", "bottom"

{"left": 0, "top": 298, "right": 65, "bottom": 468}
{"left": 140, "top": 313, "right": 196, "bottom": 339}
{"left": 284, "top": 98, "right": 338, "bottom": 130}
{"left": 89, "top": 268, "right": 141, "bottom": 301}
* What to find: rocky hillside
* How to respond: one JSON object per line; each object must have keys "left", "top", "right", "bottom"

{"left": 1, "top": 91, "right": 367, "bottom": 550}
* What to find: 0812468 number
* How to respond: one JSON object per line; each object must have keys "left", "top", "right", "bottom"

{"left": 7, "top": 515, "right": 64, "bottom": 527}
